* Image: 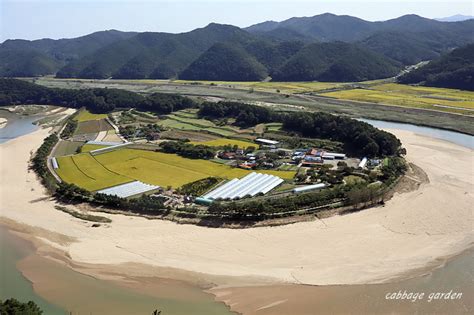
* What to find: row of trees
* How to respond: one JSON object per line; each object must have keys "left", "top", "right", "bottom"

{"left": 159, "top": 141, "right": 216, "bottom": 159}
{"left": 198, "top": 101, "right": 402, "bottom": 157}
{"left": 31, "top": 133, "right": 59, "bottom": 192}
{"left": 207, "top": 185, "right": 347, "bottom": 220}
{"left": 55, "top": 182, "right": 169, "bottom": 215}
{"left": 0, "top": 79, "right": 197, "bottom": 114}
{"left": 59, "top": 119, "right": 77, "bottom": 139}
{"left": 177, "top": 177, "right": 220, "bottom": 196}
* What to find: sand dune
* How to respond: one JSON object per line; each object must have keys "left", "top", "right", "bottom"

{"left": 0, "top": 127, "right": 472, "bottom": 285}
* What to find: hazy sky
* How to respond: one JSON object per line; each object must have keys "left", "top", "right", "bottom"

{"left": 1, "top": 0, "right": 472, "bottom": 42}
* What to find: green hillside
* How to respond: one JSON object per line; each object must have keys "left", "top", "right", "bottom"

{"left": 398, "top": 44, "right": 474, "bottom": 91}
{"left": 57, "top": 24, "right": 254, "bottom": 79}
{"left": 271, "top": 42, "right": 401, "bottom": 82}
{"left": 0, "top": 30, "right": 137, "bottom": 77}
{"left": 180, "top": 42, "right": 268, "bottom": 81}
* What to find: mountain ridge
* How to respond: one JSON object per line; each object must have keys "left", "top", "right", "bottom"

{"left": 1, "top": 14, "right": 473, "bottom": 85}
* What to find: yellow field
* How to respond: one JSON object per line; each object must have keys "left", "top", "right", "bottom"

{"left": 94, "top": 149, "right": 295, "bottom": 188}
{"left": 56, "top": 147, "right": 296, "bottom": 190}
{"left": 172, "top": 80, "right": 345, "bottom": 94}
{"left": 321, "top": 83, "right": 474, "bottom": 115}
{"left": 80, "top": 144, "right": 108, "bottom": 152}
{"left": 190, "top": 138, "right": 255, "bottom": 149}
{"left": 74, "top": 109, "right": 108, "bottom": 122}
{"left": 56, "top": 154, "right": 132, "bottom": 191}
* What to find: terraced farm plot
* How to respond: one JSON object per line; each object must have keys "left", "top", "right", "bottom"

{"left": 80, "top": 144, "right": 108, "bottom": 153}
{"left": 93, "top": 149, "right": 295, "bottom": 188}
{"left": 75, "top": 119, "right": 113, "bottom": 135}
{"left": 159, "top": 117, "right": 236, "bottom": 136}
{"left": 102, "top": 129, "right": 123, "bottom": 142}
{"left": 191, "top": 138, "right": 255, "bottom": 148}
{"left": 265, "top": 123, "right": 283, "bottom": 132}
{"left": 74, "top": 109, "right": 108, "bottom": 122}
{"left": 172, "top": 110, "right": 199, "bottom": 118}
{"left": 56, "top": 154, "right": 132, "bottom": 191}
{"left": 158, "top": 119, "right": 202, "bottom": 131}
{"left": 160, "top": 130, "right": 219, "bottom": 142}
{"left": 53, "top": 140, "right": 84, "bottom": 156}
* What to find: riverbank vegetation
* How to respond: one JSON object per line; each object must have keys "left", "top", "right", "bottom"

{"left": 31, "top": 133, "right": 59, "bottom": 192}
{"left": 0, "top": 78, "right": 196, "bottom": 114}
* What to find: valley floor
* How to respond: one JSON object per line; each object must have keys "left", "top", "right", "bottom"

{"left": 33, "top": 77, "right": 474, "bottom": 135}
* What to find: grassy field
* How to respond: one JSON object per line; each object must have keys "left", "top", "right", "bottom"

{"left": 321, "top": 83, "right": 474, "bottom": 115}
{"left": 80, "top": 144, "right": 108, "bottom": 152}
{"left": 53, "top": 140, "right": 83, "bottom": 156}
{"left": 75, "top": 119, "right": 113, "bottom": 134}
{"left": 74, "top": 109, "right": 108, "bottom": 122}
{"left": 159, "top": 117, "right": 236, "bottom": 136}
{"left": 265, "top": 122, "right": 283, "bottom": 132}
{"left": 190, "top": 138, "right": 255, "bottom": 148}
{"left": 160, "top": 130, "right": 219, "bottom": 142}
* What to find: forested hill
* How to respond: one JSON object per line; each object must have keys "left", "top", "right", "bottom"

{"left": 56, "top": 23, "right": 253, "bottom": 79}
{"left": 398, "top": 44, "right": 474, "bottom": 91}
{"left": 0, "top": 30, "right": 137, "bottom": 77}
{"left": 271, "top": 42, "right": 400, "bottom": 82}
{"left": 1, "top": 14, "right": 473, "bottom": 83}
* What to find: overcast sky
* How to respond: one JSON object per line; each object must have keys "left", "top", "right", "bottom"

{"left": 1, "top": 0, "right": 472, "bottom": 42}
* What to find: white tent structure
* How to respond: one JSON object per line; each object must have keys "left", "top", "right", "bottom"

{"left": 97, "top": 181, "right": 160, "bottom": 198}
{"left": 202, "top": 172, "right": 283, "bottom": 200}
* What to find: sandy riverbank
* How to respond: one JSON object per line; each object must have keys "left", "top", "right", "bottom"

{"left": 0, "top": 127, "right": 472, "bottom": 286}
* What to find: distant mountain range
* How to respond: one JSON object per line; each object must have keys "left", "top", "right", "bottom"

{"left": 435, "top": 15, "right": 473, "bottom": 22}
{"left": 1, "top": 13, "right": 473, "bottom": 86}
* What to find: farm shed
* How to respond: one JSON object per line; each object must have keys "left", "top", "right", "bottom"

{"left": 293, "top": 183, "right": 326, "bottom": 193}
{"left": 51, "top": 157, "right": 59, "bottom": 169}
{"left": 255, "top": 138, "right": 280, "bottom": 146}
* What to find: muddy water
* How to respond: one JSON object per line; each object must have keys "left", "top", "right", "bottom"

{"left": 1, "top": 225, "right": 234, "bottom": 315}
{"left": 0, "top": 226, "right": 66, "bottom": 314}
{"left": 213, "top": 249, "right": 474, "bottom": 314}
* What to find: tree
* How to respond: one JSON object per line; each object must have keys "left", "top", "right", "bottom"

{"left": 0, "top": 299, "right": 43, "bottom": 315}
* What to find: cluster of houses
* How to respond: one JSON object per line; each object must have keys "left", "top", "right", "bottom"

{"left": 293, "top": 148, "right": 347, "bottom": 167}
{"left": 217, "top": 149, "right": 277, "bottom": 170}
{"left": 215, "top": 137, "right": 352, "bottom": 171}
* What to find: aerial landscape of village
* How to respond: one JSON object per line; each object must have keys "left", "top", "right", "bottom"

{"left": 0, "top": 0, "right": 473, "bottom": 314}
